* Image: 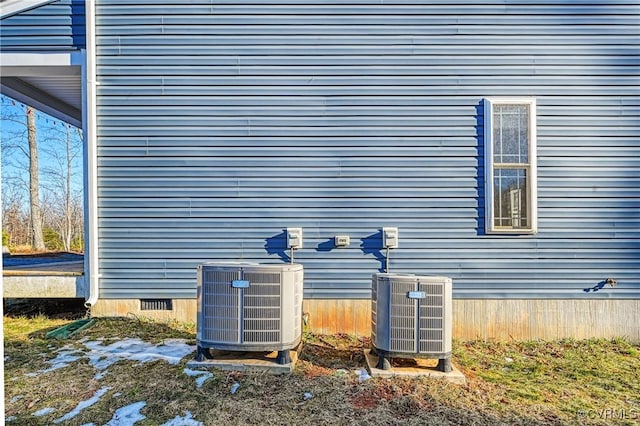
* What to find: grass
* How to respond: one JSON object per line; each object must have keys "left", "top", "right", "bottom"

{"left": 4, "top": 314, "right": 640, "bottom": 425}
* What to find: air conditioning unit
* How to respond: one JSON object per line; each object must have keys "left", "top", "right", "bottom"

{"left": 196, "top": 262, "right": 303, "bottom": 364}
{"left": 372, "top": 273, "right": 453, "bottom": 372}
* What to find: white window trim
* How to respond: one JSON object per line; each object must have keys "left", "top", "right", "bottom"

{"left": 484, "top": 97, "right": 538, "bottom": 235}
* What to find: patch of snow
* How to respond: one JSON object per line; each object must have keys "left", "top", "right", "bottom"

{"left": 103, "top": 401, "right": 147, "bottom": 426}
{"left": 26, "top": 349, "right": 83, "bottom": 377}
{"left": 53, "top": 386, "right": 111, "bottom": 424}
{"left": 183, "top": 368, "right": 213, "bottom": 388}
{"left": 358, "top": 368, "right": 372, "bottom": 382}
{"left": 6, "top": 416, "right": 17, "bottom": 422}
{"left": 84, "top": 338, "right": 195, "bottom": 370}
{"left": 41, "top": 350, "right": 83, "bottom": 373}
{"left": 161, "top": 411, "right": 203, "bottom": 426}
{"left": 24, "top": 338, "right": 195, "bottom": 379}
{"left": 10, "top": 395, "right": 24, "bottom": 403}
{"left": 230, "top": 382, "right": 240, "bottom": 394}
{"left": 56, "top": 344, "right": 79, "bottom": 352}
{"left": 303, "top": 392, "right": 313, "bottom": 400}
{"left": 32, "top": 407, "right": 56, "bottom": 417}
{"left": 94, "top": 370, "right": 107, "bottom": 380}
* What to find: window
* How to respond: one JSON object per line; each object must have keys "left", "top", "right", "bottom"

{"left": 484, "top": 98, "right": 537, "bottom": 234}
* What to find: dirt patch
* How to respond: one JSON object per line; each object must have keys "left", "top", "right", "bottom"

{"left": 299, "top": 333, "right": 370, "bottom": 369}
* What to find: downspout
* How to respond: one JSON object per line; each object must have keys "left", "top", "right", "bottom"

{"left": 83, "top": 0, "right": 99, "bottom": 309}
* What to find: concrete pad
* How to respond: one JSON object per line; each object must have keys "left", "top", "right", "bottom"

{"left": 364, "top": 349, "right": 466, "bottom": 384}
{"left": 186, "top": 348, "right": 299, "bottom": 375}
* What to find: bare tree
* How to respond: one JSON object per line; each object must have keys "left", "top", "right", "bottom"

{"left": 27, "top": 106, "right": 45, "bottom": 250}
{"left": 2, "top": 95, "right": 83, "bottom": 252}
{"left": 1, "top": 188, "right": 29, "bottom": 247}
{"left": 41, "top": 123, "right": 84, "bottom": 251}
{"left": 1, "top": 96, "right": 30, "bottom": 248}
{"left": 1, "top": 96, "right": 39, "bottom": 249}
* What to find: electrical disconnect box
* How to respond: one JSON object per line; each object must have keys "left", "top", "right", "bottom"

{"left": 382, "top": 227, "right": 399, "bottom": 249}
{"left": 286, "top": 227, "right": 303, "bottom": 249}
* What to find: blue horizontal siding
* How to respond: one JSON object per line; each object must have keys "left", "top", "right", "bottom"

{"left": 95, "top": 0, "right": 640, "bottom": 300}
{"left": 96, "top": 15, "right": 638, "bottom": 26}
{"left": 0, "top": 0, "right": 85, "bottom": 52}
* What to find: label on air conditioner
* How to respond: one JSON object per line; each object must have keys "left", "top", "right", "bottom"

{"left": 231, "top": 280, "right": 250, "bottom": 288}
{"left": 407, "top": 291, "right": 426, "bottom": 299}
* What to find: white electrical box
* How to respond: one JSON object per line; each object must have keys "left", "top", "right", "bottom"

{"left": 334, "top": 235, "right": 350, "bottom": 247}
{"left": 287, "top": 227, "right": 303, "bottom": 249}
{"left": 382, "top": 227, "right": 399, "bottom": 249}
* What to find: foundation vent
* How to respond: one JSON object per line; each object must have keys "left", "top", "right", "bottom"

{"left": 140, "top": 299, "right": 173, "bottom": 311}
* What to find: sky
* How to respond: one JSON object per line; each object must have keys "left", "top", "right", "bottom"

{"left": 1, "top": 94, "right": 84, "bottom": 211}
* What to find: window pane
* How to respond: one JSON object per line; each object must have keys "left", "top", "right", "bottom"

{"left": 493, "top": 104, "right": 529, "bottom": 164}
{"left": 493, "top": 168, "right": 529, "bottom": 228}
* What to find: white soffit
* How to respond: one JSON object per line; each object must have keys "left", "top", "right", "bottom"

{"left": 0, "top": 0, "right": 58, "bottom": 19}
{"left": 1, "top": 53, "right": 83, "bottom": 127}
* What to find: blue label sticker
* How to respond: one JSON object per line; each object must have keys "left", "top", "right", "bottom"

{"left": 232, "top": 280, "right": 250, "bottom": 288}
{"left": 407, "top": 291, "right": 426, "bottom": 299}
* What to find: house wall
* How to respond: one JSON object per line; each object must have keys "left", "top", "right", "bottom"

{"left": 94, "top": 1, "right": 639, "bottom": 307}
{"left": 90, "top": 298, "right": 640, "bottom": 342}
{"left": 2, "top": 1, "right": 636, "bottom": 340}
{"left": 0, "top": 0, "right": 85, "bottom": 51}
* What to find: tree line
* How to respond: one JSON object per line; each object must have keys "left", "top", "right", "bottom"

{"left": 2, "top": 95, "right": 84, "bottom": 253}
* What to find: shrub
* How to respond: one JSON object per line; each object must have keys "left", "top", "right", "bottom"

{"left": 43, "top": 227, "right": 63, "bottom": 251}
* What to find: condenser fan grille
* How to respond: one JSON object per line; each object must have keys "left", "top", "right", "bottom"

{"left": 202, "top": 270, "right": 241, "bottom": 344}
{"left": 243, "top": 272, "right": 282, "bottom": 343}
{"left": 389, "top": 279, "right": 418, "bottom": 352}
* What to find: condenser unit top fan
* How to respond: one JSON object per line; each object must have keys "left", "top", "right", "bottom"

{"left": 196, "top": 262, "right": 303, "bottom": 360}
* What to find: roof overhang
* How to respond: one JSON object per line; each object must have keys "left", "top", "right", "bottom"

{"left": 0, "top": 52, "right": 83, "bottom": 127}
{"left": 0, "top": 0, "right": 58, "bottom": 19}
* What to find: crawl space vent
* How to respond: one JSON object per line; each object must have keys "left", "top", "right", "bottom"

{"left": 140, "top": 299, "right": 173, "bottom": 311}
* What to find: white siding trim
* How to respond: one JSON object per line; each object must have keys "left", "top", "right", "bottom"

{"left": 0, "top": 52, "right": 83, "bottom": 68}
{"left": 83, "top": 0, "right": 99, "bottom": 307}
